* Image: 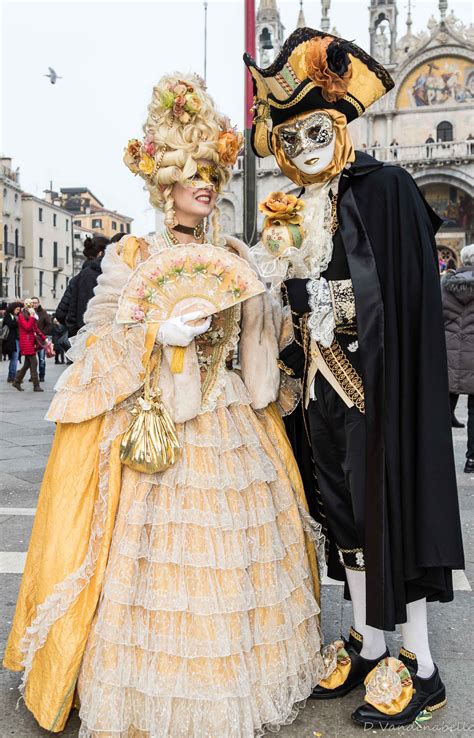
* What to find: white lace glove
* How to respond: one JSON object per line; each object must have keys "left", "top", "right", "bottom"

{"left": 157, "top": 312, "right": 212, "bottom": 347}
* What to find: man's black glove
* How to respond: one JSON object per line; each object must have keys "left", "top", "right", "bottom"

{"left": 284, "top": 278, "right": 310, "bottom": 315}
{"left": 279, "top": 342, "right": 305, "bottom": 379}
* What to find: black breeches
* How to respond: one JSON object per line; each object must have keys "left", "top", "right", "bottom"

{"left": 307, "top": 373, "right": 366, "bottom": 570}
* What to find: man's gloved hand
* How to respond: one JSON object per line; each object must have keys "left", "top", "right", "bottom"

{"left": 284, "top": 278, "right": 311, "bottom": 315}
{"left": 157, "top": 312, "right": 212, "bottom": 347}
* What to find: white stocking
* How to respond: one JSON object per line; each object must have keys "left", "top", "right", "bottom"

{"left": 400, "top": 598, "right": 435, "bottom": 678}
{"left": 345, "top": 568, "right": 387, "bottom": 660}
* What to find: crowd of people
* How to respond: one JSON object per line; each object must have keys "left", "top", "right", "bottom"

{"left": 0, "top": 233, "right": 122, "bottom": 390}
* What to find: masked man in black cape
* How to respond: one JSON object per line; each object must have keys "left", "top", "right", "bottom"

{"left": 245, "top": 28, "right": 464, "bottom": 729}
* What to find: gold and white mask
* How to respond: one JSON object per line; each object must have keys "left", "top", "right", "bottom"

{"left": 183, "top": 162, "right": 222, "bottom": 192}
{"left": 277, "top": 111, "right": 336, "bottom": 176}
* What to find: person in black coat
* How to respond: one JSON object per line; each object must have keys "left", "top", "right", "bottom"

{"left": 2, "top": 302, "right": 22, "bottom": 382}
{"left": 56, "top": 235, "right": 110, "bottom": 337}
{"left": 245, "top": 27, "right": 464, "bottom": 729}
{"left": 66, "top": 256, "right": 103, "bottom": 337}
{"left": 51, "top": 318, "right": 68, "bottom": 364}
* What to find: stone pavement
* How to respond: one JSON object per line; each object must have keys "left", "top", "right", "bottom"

{"left": 0, "top": 359, "right": 472, "bottom": 737}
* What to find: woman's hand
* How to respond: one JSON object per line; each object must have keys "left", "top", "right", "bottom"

{"left": 158, "top": 312, "right": 212, "bottom": 347}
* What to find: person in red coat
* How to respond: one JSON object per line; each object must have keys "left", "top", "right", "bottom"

{"left": 13, "top": 300, "right": 45, "bottom": 392}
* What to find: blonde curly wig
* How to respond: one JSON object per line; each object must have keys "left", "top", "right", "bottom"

{"left": 125, "top": 72, "right": 239, "bottom": 243}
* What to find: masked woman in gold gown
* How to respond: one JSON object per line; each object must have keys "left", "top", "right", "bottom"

{"left": 3, "top": 73, "right": 324, "bottom": 737}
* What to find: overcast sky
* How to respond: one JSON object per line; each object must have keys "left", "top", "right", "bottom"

{"left": 2, "top": 0, "right": 472, "bottom": 234}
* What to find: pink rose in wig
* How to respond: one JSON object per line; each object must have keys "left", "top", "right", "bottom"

{"left": 143, "top": 140, "right": 156, "bottom": 156}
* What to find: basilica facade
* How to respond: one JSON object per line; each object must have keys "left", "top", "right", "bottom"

{"left": 221, "top": 0, "right": 474, "bottom": 263}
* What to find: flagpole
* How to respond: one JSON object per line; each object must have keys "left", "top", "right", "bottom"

{"left": 204, "top": 2, "right": 208, "bottom": 83}
{"left": 244, "top": 0, "right": 257, "bottom": 245}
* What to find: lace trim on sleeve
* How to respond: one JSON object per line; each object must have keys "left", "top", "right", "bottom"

{"left": 307, "top": 277, "right": 336, "bottom": 348}
{"left": 46, "top": 242, "right": 157, "bottom": 424}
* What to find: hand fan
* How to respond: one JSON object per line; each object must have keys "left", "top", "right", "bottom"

{"left": 116, "top": 244, "right": 265, "bottom": 325}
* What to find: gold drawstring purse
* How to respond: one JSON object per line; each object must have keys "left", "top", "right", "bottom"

{"left": 120, "top": 347, "right": 181, "bottom": 474}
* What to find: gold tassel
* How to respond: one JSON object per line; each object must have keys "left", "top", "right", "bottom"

{"left": 120, "top": 348, "right": 181, "bottom": 474}
{"left": 170, "top": 346, "right": 186, "bottom": 374}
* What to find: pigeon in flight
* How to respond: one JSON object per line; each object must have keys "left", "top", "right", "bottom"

{"left": 44, "top": 67, "right": 63, "bottom": 84}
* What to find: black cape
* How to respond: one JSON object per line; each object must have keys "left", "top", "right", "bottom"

{"left": 283, "top": 152, "right": 465, "bottom": 630}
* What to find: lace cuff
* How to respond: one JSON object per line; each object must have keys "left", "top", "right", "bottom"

{"left": 46, "top": 241, "right": 161, "bottom": 423}
{"left": 46, "top": 321, "right": 157, "bottom": 424}
{"left": 277, "top": 374, "right": 302, "bottom": 417}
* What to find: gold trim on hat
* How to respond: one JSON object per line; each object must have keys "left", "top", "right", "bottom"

{"left": 268, "top": 82, "right": 315, "bottom": 109}
{"left": 343, "top": 94, "right": 364, "bottom": 117}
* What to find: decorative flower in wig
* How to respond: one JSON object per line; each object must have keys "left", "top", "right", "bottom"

{"left": 143, "top": 132, "right": 156, "bottom": 157}
{"left": 259, "top": 192, "right": 305, "bottom": 227}
{"left": 304, "top": 36, "right": 352, "bottom": 103}
{"left": 218, "top": 129, "right": 244, "bottom": 167}
{"left": 138, "top": 153, "right": 156, "bottom": 176}
{"left": 160, "top": 80, "right": 203, "bottom": 124}
{"left": 124, "top": 139, "right": 157, "bottom": 179}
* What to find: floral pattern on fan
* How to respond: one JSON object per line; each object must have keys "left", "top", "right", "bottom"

{"left": 116, "top": 244, "right": 265, "bottom": 325}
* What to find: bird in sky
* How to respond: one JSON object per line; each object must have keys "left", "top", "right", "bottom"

{"left": 44, "top": 67, "right": 63, "bottom": 84}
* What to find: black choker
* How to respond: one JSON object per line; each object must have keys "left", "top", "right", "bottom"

{"left": 173, "top": 222, "right": 205, "bottom": 239}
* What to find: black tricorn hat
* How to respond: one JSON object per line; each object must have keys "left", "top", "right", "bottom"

{"left": 244, "top": 27, "right": 394, "bottom": 157}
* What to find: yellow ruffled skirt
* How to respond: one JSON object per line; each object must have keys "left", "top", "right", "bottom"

{"left": 77, "top": 373, "right": 323, "bottom": 737}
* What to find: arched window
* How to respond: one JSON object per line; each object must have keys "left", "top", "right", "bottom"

{"left": 259, "top": 27, "right": 273, "bottom": 50}
{"left": 437, "top": 121, "right": 453, "bottom": 142}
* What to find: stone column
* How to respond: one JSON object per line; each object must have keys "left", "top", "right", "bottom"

{"left": 386, "top": 114, "right": 393, "bottom": 147}
{"left": 367, "top": 115, "right": 374, "bottom": 147}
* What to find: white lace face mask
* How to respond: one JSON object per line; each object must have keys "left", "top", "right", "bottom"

{"left": 277, "top": 111, "right": 336, "bottom": 176}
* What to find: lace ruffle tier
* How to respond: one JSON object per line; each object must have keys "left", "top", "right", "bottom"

{"left": 78, "top": 384, "right": 324, "bottom": 737}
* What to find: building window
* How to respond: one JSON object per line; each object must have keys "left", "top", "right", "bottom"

{"left": 437, "top": 121, "right": 453, "bottom": 142}
{"left": 53, "top": 213, "right": 57, "bottom": 226}
{"left": 15, "top": 229, "right": 19, "bottom": 256}
{"left": 119, "top": 223, "right": 124, "bottom": 233}
{"left": 15, "top": 193, "right": 18, "bottom": 202}
{"left": 39, "top": 207, "right": 43, "bottom": 222}
{"left": 259, "top": 27, "right": 272, "bottom": 50}
{"left": 66, "top": 220, "right": 69, "bottom": 231}
{"left": 112, "top": 221, "right": 117, "bottom": 231}
{"left": 66, "top": 276, "right": 69, "bottom": 287}
{"left": 66, "top": 246, "right": 69, "bottom": 264}
{"left": 39, "top": 271, "right": 44, "bottom": 297}
{"left": 53, "top": 241, "right": 58, "bottom": 267}
{"left": 126, "top": 223, "right": 131, "bottom": 234}
{"left": 3, "top": 188, "right": 7, "bottom": 198}
{"left": 39, "top": 237, "right": 44, "bottom": 257}
{"left": 92, "top": 218, "right": 102, "bottom": 229}
{"left": 74, "top": 219, "right": 82, "bottom": 227}
{"left": 53, "top": 273, "right": 57, "bottom": 298}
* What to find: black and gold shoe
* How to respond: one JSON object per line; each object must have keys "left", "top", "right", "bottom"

{"left": 351, "top": 647, "right": 446, "bottom": 728}
{"left": 310, "top": 627, "right": 389, "bottom": 700}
